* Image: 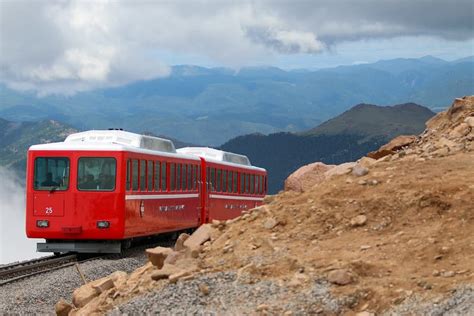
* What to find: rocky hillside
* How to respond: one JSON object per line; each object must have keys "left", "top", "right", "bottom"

{"left": 56, "top": 96, "right": 473, "bottom": 315}
{"left": 221, "top": 102, "right": 435, "bottom": 193}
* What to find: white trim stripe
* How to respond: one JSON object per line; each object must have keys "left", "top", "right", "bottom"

{"left": 209, "top": 194, "right": 264, "bottom": 201}
{"left": 126, "top": 193, "right": 199, "bottom": 200}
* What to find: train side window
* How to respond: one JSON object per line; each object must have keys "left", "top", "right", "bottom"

{"left": 132, "top": 159, "right": 139, "bottom": 191}
{"left": 256, "top": 175, "right": 259, "bottom": 194}
{"left": 240, "top": 173, "right": 245, "bottom": 193}
{"left": 147, "top": 160, "right": 153, "bottom": 191}
{"left": 176, "top": 164, "right": 182, "bottom": 191}
{"left": 186, "top": 164, "right": 194, "bottom": 191}
{"left": 126, "top": 159, "right": 131, "bottom": 191}
{"left": 210, "top": 168, "right": 215, "bottom": 191}
{"left": 154, "top": 161, "right": 160, "bottom": 191}
{"left": 227, "top": 171, "right": 233, "bottom": 193}
{"left": 216, "top": 169, "right": 221, "bottom": 192}
{"left": 250, "top": 174, "right": 254, "bottom": 194}
{"left": 170, "top": 163, "right": 175, "bottom": 191}
{"left": 261, "top": 175, "right": 264, "bottom": 194}
{"left": 193, "top": 165, "right": 197, "bottom": 190}
{"left": 140, "top": 160, "right": 146, "bottom": 191}
{"left": 161, "top": 162, "right": 167, "bottom": 191}
{"left": 222, "top": 170, "right": 227, "bottom": 192}
{"left": 233, "top": 172, "right": 238, "bottom": 193}
{"left": 244, "top": 173, "right": 249, "bottom": 193}
{"left": 183, "top": 164, "right": 188, "bottom": 191}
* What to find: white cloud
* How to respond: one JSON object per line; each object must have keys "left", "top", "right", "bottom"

{"left": 0, "top": 0, "right": 472, "bottom": 95}
{"left": 0, "top": 167, "right": 42, "bottom": 264}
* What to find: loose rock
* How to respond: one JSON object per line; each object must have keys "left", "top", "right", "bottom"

{"left": 54, "top": 298, "right": 73, "bottom": 316}
{"left": 350, "top": 215, "right": 367, "bottom": 227}
{"left": 352, "top": 165, "right": 369, "bottom": 177}
{"left": 327, "top": 269, "right": 353, "bottom": 285}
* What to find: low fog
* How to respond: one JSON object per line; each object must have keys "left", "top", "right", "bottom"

{"left": 0, "top": 167, "right": 42, "bottom": 264}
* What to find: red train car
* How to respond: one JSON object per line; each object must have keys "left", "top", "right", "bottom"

{"left": 25, "top": 130, "right": 267, "bottom": 253}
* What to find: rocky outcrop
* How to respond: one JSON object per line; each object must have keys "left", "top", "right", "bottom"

{"left": 368, "top": 135, "right": 417, "bottom": 159}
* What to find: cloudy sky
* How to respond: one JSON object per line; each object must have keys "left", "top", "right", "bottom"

{"left": 0, "top": 0, "right": 473, "bottom": 94}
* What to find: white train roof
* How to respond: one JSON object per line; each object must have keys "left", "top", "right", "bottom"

{"left": 177, "top": 147, "right": 253, "bottom": 166}
{"left": 64, "top": 130, "right": 176, "bottom": 153}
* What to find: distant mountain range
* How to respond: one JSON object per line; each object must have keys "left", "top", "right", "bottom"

{"left": 0, "top": 55, "right": 472, "bottom": 145}
{"left": 221, "top": 102, "right": 435, "bottom": 193}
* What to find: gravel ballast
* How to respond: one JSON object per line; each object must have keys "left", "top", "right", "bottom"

{"left": 110, "top": 272, "right": 354, "bottom": 315}
{"left": 0, "top": 252, "right": 147, "bottom": 314}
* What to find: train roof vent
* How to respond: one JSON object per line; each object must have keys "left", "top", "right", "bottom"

{"left": 177, "top": 147, "right": 251, "bottom": 166}
{"left": 65, "top": 130, "right": 176, "bottom": 153}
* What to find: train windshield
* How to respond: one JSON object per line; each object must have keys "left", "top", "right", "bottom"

{"left": 34, "top": 157, "right": 70, "bottom": 191}
{"left": 77, "top": 157, "right": 116, "bottom": 191}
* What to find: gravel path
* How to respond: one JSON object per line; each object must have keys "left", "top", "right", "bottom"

{"left": 109, "top": 272, "right": 355, "bottom": 315}
{"left": 385, "top": 285, "right": 474, "bottom": 316}
{"left": 0, "top": 252, "right": 147, "bottom": 315}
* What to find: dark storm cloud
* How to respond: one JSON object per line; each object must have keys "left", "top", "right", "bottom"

{"left": 266, "top": 0, "right": 473, "bottom": 43}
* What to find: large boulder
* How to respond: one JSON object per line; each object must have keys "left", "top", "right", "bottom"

{"left": 284, "top": 162, "right": 335, "bottom": 192}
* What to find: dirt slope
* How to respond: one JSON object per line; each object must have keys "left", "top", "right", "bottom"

{"left": 62, "top": 96, "right": 474, "bottom": 315}
{"left": 202, "top": 96, "right": 474, "bottom": 313}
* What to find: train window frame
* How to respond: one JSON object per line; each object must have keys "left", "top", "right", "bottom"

{"left": 77, "top": 157, "right": 117, "bottom": 192}
{"left": 33, "top": 157, "right": 70, "bottom": 191}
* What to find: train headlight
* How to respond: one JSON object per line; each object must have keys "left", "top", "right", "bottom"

{"left": 97, "top": 221, "right": 110, "bottom": 229}
{"left": 36, "top": 220, "right": 49, "bottom": 228}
